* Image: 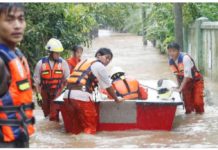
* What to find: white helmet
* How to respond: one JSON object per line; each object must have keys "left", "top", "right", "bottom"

{"left": 157, "top": 79, "right": 173, "bottom": 100}
{"left": 157, "top": 79, "right": 174, "bottom": 90}
{"left": 45, "top": 38, "right": 64, "bottom": 52}
{"left": 110, "top": 66, "right": 125, "bottom": 77}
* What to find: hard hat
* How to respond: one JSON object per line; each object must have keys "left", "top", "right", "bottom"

{"left": 157, "top": 79, "right": 174, "bottom": 89}
{"left": 158, "top": 88, "right": 172, "bottom": 100}
{"left": 110, "top": 66, "right": 125, "bottom": 77}
{"left": 157, "top": 79, "right": 173, "bottom": 100}
{"left": 110, "top": 67, "right": 125, "bottom": 80}
{"left": 45, "top": 38, "right": 64, "bottom": 52}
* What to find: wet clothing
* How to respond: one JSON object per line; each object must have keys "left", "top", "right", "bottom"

{"left": 66, "top": 56, "right": 81, "bottom": 74}
{"left": 63, "top": 58, "right": 111, "bottom": 134}
{"left": 0, "top": 44, "right": 35, "bottom": 147}
{"left": 41, "top": 88, "right": 61, "bottom": 121}
{"left": 61, "top": 98, "right": 97, "bottom": 134}
{"left": 182, "top": 79, "right": 204, "bottom": 114}
{"left": 169, "top": 52, "right": 204, "bottom": 114}
{"left": 34, "top": 57, "right": 70, "bottom": 121}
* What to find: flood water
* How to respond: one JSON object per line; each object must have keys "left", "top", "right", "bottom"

{"left": 30, "top": 30, "right": 218, "bottom": 148}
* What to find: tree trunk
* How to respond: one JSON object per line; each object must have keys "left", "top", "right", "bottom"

{"left": 174, "top": 3, "right": 183, "bottom": 50}
{"left": 142, "top": 5, "right": 147, "bottom": 45}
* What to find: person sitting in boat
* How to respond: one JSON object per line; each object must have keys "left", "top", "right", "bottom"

{"left": 63, "top": 48, "right": 124, "bottom": 135}
{"left": 102, "top": 66, "right": 148, "bottom": 100}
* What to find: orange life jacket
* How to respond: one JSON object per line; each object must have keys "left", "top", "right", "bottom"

{"left": 112, "top": 77, "right": 140, "bottom": 100}
{"left": 15, "top": 48, "right": 31, "bottom": 85}
{"left": 67, "top": 57, "right": 80, "bottom": 74}
{"left": 0, "top": 44, "right": 35, "bottom": 142}
{"left": 169, "top": 52, "right": 202, "bottom": 84}
{"left": 40, "top": 57, "right": 64, "bottom": 98}
{"left": 67, "top": 58, "right": 99, "bottom": 93}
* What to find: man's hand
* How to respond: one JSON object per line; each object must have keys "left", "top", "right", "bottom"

{"left": 115, "top": 97, "right": 125, "bottom": 103}
{"left": 36, "top": 93, "right": 42, "bottom": 107}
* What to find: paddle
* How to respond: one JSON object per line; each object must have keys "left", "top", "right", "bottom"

{"left": 140, "top": 84, "right": 158, "bottom": 91}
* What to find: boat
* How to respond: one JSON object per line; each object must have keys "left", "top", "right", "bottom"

{"left": 54, "top": 80, "right": 183, "bottom": 132}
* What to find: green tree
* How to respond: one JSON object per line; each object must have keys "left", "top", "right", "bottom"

{"left": 21, "top": 3, "right": 97, "bottom": 74}
{"left": 93, "top": 3, "right": 140, "bottom": 32}
{"left": 143, "top": 3, "right": 174, "bottom": 53}
{"left": 142, "top": 3, "right": 218, "bottom": 53}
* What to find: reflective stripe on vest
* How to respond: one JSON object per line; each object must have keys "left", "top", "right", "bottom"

{"left": 0, "top": 44, "right": 34, "bottom": 142}
{"left": 169, "top": 52, "right": 202, "bottom": 82}
{"left": 40, "top": 57, "right": 64, "bottom": 93}
{"left": 112, "top": 77, "right": 140, "bottom": 100}
{"left": 67, "top": 58, "right": 98, "bottom": 93}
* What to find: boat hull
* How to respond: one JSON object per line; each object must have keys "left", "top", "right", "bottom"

{"left": 55, "top": 80, "right": 183, "bottom": 132}
{"left": 96, "top": 101, "right": 180, "bottom": 131}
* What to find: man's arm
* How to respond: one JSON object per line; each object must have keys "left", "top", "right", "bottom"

{"left": 33, "top": 60, "right": 42, "bottom": 93}
{"left": 91, "top": 62, "right": 123, "bottom": 103}
{"left": 106, "top": 86, "right": 119, "bottom": 102}
{"left": 178, "top": 77, "right": 192, "bottom": 92}
{"left": 61, "top": 59, "right": 70, "bottom": 87}
{"left": 177, "top": 55, "right": 194, "bottom": 92}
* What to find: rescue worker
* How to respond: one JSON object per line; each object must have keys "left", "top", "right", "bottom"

{"left": 0, "top": 3, "right": 35, "bottom": 148}
{"left": 103, "top": 66, "right": 148, "bottom": 100}
{"left": 66, "top": 45, "right": 83, "bottom": 74}
{"left": 33, "top": 38, "right": 70, "bottom": 121}
{"left": 167, "top": 42, "right": 204, "bottom": 114}
{"left": 63, "top": 48, "right": 124, "bottom": 134}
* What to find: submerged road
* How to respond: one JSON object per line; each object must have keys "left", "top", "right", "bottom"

{"left": 30, "top": 30, "right": 218, "bottom": 148}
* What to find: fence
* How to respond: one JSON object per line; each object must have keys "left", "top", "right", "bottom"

{"left": 184, "top": 17, "right": 218, "bottom": 81}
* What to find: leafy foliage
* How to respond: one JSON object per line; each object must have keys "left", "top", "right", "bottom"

{"left": 142, "top": 3, "right": 218, "bottom": 53}
{"left": 20, "top": 3, "right": 141, "bottom": 74}
{"left": 21, "top": 3, "right": 98, "bottom": 74}
{"left": 183, "top": 3, "right": 218, "bottom": 26}
{"left": 19, "top": 3, "right": 218, "bottom": 74}
{"left": 92, "top": 3, "right": 140, "bottom": 32}
{"left": 143, "top": 3, "right": 174, "bottom": 53}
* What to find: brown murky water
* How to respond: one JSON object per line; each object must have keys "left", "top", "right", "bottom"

{"left": 30, "top": 30, "right": 218, "bottom": 148}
